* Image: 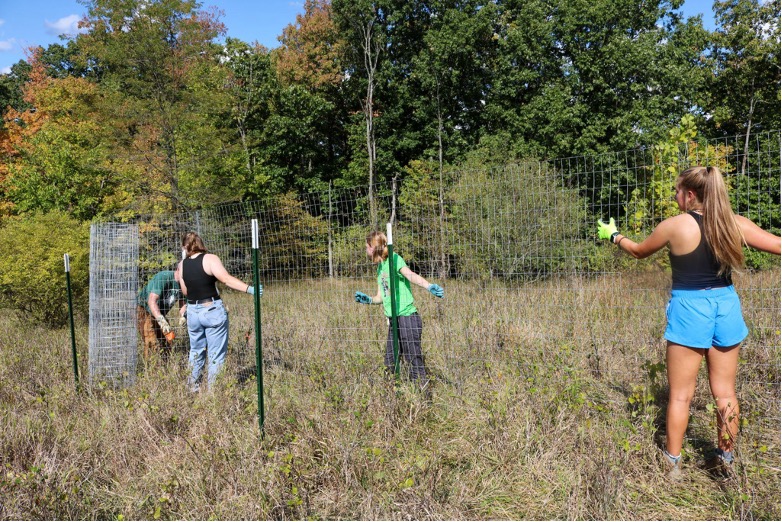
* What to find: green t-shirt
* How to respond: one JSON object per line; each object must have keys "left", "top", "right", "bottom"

{"left": 377, "top": 252, "right": 417, "bottom": 317}
{"left": 137, "top": 270, "right": 181, "bottom": 315}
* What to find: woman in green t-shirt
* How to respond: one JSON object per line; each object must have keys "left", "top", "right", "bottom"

{"left": 354, "top": 231, "right": 444, "bottom": 385}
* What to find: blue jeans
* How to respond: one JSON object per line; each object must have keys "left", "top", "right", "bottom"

{"left": 186, "top": 299, "right": 229, "bottom": 390}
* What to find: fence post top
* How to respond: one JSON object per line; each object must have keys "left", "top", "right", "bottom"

{"left": 251, "top": 219, "right": 259, "bottom": 249}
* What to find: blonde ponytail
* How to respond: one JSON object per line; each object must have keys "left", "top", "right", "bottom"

{"left": 678, "top": 167, "right": 744, "bottom": 274}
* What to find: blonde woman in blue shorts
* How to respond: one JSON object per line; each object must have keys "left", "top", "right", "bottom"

{"left": 598, "top": 166, "right": 780, "bottom": 479}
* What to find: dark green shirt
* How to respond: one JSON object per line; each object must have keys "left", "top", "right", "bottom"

{"left": 137, "top": 271, "right": 181, "bottom": 315}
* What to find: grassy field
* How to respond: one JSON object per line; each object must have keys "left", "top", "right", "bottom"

{"left": 1, "top": 270, "right": 779, "bottom": 520}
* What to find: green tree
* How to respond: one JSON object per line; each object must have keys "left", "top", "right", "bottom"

{"left": 0, "top": 61, "right": 33, "bottom": 126}
{"left": 0, "top": 211, "right": 90, "bottom": 327}
{"left": 4, "top": 78, "right": 118, "bottom": 220}
{"left": 403, "top": 1, "right": 496, "bottom": 166}
{"left": 626, "top": 114, "right": 734, "bottom": 232}
{"left": 74, "top": 0, "right": 237, "bottom": 212}
{"left": 333, "top": 0, "right": 391, "bottom": 227}
{"left": 708, "top": 0, "right": 780, "bottom": 170}
{"left": 221, "top": 38, "right": 276, "bottom": 197}
{"left": 486, "top": 0, "right": 710, "bottom": 158}
{"left": 273, "top": 0, "right": 350, "bottom": 193}
{"left": 2, "top": 51, "right": 122, "bottom": 220}
{"left": 447, "top": 157, "right": 588, "bottom": 280}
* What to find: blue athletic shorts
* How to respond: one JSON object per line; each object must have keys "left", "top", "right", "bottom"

{"left": 664, "top": 286, "right": 748, "bottom": 349}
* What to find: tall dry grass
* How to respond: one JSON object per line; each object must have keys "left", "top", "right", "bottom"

{"left": 0, "top": 270, "right": 779, "bottom": 519}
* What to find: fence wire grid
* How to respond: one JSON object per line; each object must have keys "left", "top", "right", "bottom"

{"left": 88, "top": 222, "right": 139, "bottom": 387}
{"left": 94, "top": 131, "right": 780, "bottom": 442}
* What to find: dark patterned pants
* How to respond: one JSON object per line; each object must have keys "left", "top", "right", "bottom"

{"left": 385, "top": 313, "right": 427, "bottom": 382}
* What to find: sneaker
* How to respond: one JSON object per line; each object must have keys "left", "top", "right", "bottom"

{"left": 715, "top": 448, "right": 734, "bottom": 465}
{"left": 709, "top": 448, "right": 735, "bottom": 480}
{"left": 663, "top": 450, "right": 682, "bottom": 480}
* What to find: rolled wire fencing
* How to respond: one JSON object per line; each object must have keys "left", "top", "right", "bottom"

{"left": 88, "top": 222, "right": 139, "bottom": 387}
{"left": 97, "top": 131, "right": 779, "bottom": 445}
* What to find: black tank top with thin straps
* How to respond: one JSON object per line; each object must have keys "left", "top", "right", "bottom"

{"left": 182, "top": 255, "right": 219, "bottom": 301}
{"left": 669, "top": 211, "right": 732, "bottom": 290}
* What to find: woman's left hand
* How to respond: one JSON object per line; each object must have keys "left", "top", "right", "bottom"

{"left": 428, "top": 284, "right": 444, "bottom": 298}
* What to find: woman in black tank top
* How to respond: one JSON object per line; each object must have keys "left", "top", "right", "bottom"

{"left": 597, "top": 166, "right": 780, "bottom": 480}
{"left": 178, "top": 232, "right": 263, "bottom": 391}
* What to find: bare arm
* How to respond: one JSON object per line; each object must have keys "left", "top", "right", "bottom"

{"left": 613, "top": 217, "right": 677, "bottom": 259}
{"left": 148, "top": 293, "right": 163, "bottom": 318}
{"left": 176, "top": 261, "right": 188, "bottom": 297}
{"left": 204, "top": 254, "right": 251, "bottom": 292}
{"left": 370, "top": 284, "right": 383, "bottom": 304}
{"left": 400, "top": 266, "right": 431, "bottom": 289}
{"left": 175, "top": 262, "right": 187, "bottom": 316}
{"left": 736, "top": 215, "right": 781, "bottom": 255}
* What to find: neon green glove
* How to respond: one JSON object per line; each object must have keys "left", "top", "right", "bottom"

{"left": 597, "top": 218, "right": 620, "bottom": 243}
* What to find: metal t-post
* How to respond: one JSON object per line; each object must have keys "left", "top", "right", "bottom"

{"left": 251, "top": 219, "right": 265, "bottom": 436}
{"left": 386, "top": 223, "right": 401, "bottom": 379}
{"left": 64, "top": 254, "right": 80, "bottom": 391}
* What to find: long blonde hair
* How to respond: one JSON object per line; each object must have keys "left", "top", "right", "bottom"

{"left": 678, "top": 166, "right": 744, "bottom": 274}
{"left": 366, "top": 231, "right": 389, "bottom": 263}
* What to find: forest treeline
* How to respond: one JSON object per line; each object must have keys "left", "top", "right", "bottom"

{"left": 0, "top": 0, "right": 779, "bottom": 221}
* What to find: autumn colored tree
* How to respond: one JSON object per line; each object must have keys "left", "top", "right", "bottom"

{"left": 73, "top": 0, "right": 238, "bottom": 212}
{"left": 268, "top": 0, "right": 350, "bottom": 192}
{"left": 1, "top": 50, "right": 120, "bottom": 220}
{"left": 275, "top": 0, "right": 345, "bottom": 90}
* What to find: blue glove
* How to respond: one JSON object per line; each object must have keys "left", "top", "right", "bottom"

{"left": 355, "top": 291, "right": 372, "bottom": 304}
{"left": 246, "top": 284, "right": 263, "bottom": 297}
{"left": 428, "top": 283, "right": 444, "bottom": 298}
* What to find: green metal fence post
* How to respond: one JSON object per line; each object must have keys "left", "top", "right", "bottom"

{"left": 386, "top": 223, "right": 401, "bottom": 380}
{"left": 64, "top": 254, "right": 80, "bottom": 392}
{"left": 251, "top": 219, "right": 265, "bottom": 437}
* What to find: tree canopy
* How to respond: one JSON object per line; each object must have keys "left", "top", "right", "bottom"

{"left": 1, "top": 0, "right": 779, "bottom": 220}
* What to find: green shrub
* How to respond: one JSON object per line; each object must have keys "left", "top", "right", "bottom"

{"left": 446, "top": 159, "right": 589, "bottom": 280}
{"left": 0, "top": 211, "right": 90, "bottom": 327}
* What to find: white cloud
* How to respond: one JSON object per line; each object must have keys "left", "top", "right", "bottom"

{"left": 1, "top": 66, "right": 11, "bottom": 74}
{"left": 0, "top": 39, "right": 14, "bottom": 52}
{"left": 45, "top": 14, "right": 82, "bottom": 36}
{"left": 0, "top": 19, "right": 6, "bottom": 27}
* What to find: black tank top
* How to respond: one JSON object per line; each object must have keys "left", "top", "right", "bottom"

{"left": 182, "top": 255, "right": 219, "bottom": 301}
{"left": 669, "top": 211, "right": 732, "bottom": 290}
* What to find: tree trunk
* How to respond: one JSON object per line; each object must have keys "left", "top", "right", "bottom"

{"left": 741, "top": 95, "right": 755, "bottom": 176}
{"left": 358, "top": 18, "right": 380, "bottom": 228}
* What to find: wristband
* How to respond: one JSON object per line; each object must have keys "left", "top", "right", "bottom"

{"left": 617, "top": 236, "right": 626, "bottom": 247}
{"left": 610, "top": 231, "right": 620, "bottom": 244}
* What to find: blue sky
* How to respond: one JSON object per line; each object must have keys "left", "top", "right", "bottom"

{"left": 0, "top": 0, "right": 717, "bottom": 74}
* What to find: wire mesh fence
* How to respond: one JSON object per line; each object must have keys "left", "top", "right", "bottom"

{"left": 97, "top": 131, "right": 780, "bottom": 440}
{"left": 88, "top": 222, "right": 139, "bottom": 387}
